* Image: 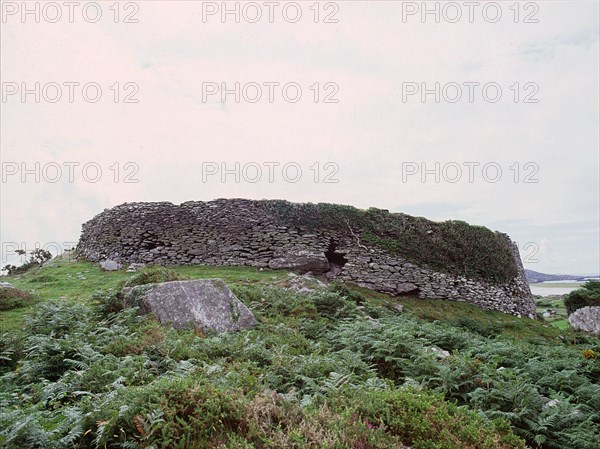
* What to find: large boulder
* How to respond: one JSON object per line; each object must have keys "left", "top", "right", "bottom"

{"left": 268, "top": 250, "right": 330, "bottom": 274}
{"left": 569, "top": 306, "right": 600, "bottom": 335}
{"left": 122, "top": 279, "right": 257, "bottom": 333}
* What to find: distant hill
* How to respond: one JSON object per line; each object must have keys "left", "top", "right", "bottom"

{"left": 525, "top": 269, "right": 599, "bottom": 284}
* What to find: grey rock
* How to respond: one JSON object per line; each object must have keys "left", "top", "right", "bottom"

{"left": 122, "top": 279, "right": 257, "bottom": 333}
{"left": 126, "top": 263, "right": 145, "bottom": 273}
{"left": 544, "top": 399, "right": 560, "bottom": 409}
{"left": 100, "top": 259, "right": 123, "bottom": 271}
{"left": 427, "top": 346, "right": 450, "bottom": 360}
{"left": 569, "top": 306, "right": 600, "bottom": 335}
{"left": 268, "top": 250, "right": 330, "bottom": 275}
{"left": 0, "top": 282, "right": 14, "bottom": 288}
{"left": 276, "top": 274, "right": 327, "bottom": 294}
{"left": 396, "top": 283, "right": 418, "bottom": 294}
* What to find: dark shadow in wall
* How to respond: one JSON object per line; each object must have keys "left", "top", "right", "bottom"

{"left": 396, "top": 286, "right": 420, "bottom": 297}
{"left": 140, "top": 233, "right": 164, "bottom": 251}
{"left": 325, "top": 238, "right": 347, "bottom": 276}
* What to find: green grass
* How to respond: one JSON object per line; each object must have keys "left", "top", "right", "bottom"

{"left": 1, "top": 257, "right": 287, "bottom": 332}
{"left": 534, "top": 296, "right": 572, "bottom": 330}
{"left": 7, "top": 258, "right": 285, "bottom": 298}
{"left": 551, "top": 319, "right": 571, "bottom": 330}
{"left": 1, "top": 258, "right": 585, "bottom": 344}
{"left": 1, "top": 258, "right": 599, "bottom": 449}
{"left": 335, "top": 285, "right": 581, "bottom": 344}
{"left": 397, "top": 297, "right": 574, "bottom": 342}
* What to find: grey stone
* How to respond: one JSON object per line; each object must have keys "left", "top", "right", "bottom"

{"left": 122, "top": 279, "right": 257, "bottom": 333}
{"left": 428, "top": 346, "right": 450, "bottom": 360}
{"left": 268, "top": 250, "right": 330, "bottom": 275}
{"left": 100, "top": 259, "right": 122, "bottom": 271}
{"left": 126, "top": 263, "right": 145, "bottom": 273}
{"left": 396, "top": 283, "right": 418, "bottom": 294}
{"left": 276, "top": 274, "right": 327, "bottom": 294}
{"left": 544, "top": 398, "right": 560, "bottom": 409}
{"left": 569, "top": 306, "right": 600, "bottom": 335}
{"left": 0, "top": 282, "right": 14, "bottom": 288}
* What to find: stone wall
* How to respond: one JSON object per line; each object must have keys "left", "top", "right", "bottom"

{"left": 77, "top": 199, "right": 535, "bottom": 318}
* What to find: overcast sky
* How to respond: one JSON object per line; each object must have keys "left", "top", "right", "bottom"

{"left": 1, "top": 1, "right": 599, "bottom": 275}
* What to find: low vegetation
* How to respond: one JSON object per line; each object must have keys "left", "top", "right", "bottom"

{"left": 564, "top": 280, "right": 600, "bottom": 315}
{"left": 267, "top": 201, "right": 519, "bottom": 284}
{"left": 1, "top": 259, "right": 599, "bottom": 448}
{"left": 0, "top": 287, "right": 37, "bottom": 311}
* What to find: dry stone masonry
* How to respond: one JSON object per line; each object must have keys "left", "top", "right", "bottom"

{"left": 78, "top": 199, "right": 535, "bottom": 318}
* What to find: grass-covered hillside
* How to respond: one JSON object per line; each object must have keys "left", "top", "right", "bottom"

{"left": 1, "top": 257, "right": 599, "bottom": 449}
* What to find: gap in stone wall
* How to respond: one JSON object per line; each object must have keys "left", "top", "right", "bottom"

{"left": 325, "top": 238, "right": 347, "bottom": 276}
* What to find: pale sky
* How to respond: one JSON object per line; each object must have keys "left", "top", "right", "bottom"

{"left": 1, "top": 1, "right": 599, "bottom": 275}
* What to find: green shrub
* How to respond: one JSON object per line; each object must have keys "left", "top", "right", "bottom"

{"left": 91, "top": 289, "right": 123, "bottom": 315}
{"left": 1, "top": 248, "right": 52, "bottom": 276}
{"left": 451, "top": 317, "right": 501, "bottom": 338}
{"left": 329, "top": 283, "right": 367, "bottom": 305}
{"left": 83, "top": 375, "right": 247, "bottom": 448}
{"left": 233, "top": 285, "right": 320, "bottom": 320}
{"left": 309, "top": 291, "right": 358, "bottom": 320}
{"left": 344, "top": 387, "right": 528, "bottom": 449}
{"left": 565, "top": 281, "right": 600, "bottom": 315}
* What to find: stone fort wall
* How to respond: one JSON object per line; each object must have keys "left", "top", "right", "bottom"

{"left": 77, "top": 199, "right": 535, "bottom": 317}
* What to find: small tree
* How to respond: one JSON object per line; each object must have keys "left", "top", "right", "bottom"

{"left": 564, "top": 280, "right": 600, "bottom": 315}
{"left": 2, "top": 265, "right": 18, "bottom": 275}
{"left": 1, "top": 248, "right": 53, "bottom": 276}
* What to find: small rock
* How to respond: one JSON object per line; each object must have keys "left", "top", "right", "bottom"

{"left": 100, "top": 259, "right": 123, "bottom": 271}
{"left": 0, "top": 282, "right": 14, "bottom": 289}
{"left": 126, "top": 263, "right": 145, "bottom": 273}
{"left": 427, "top": 346, "right": 450, "bottom": 360}
{"left": 276, "top": 274, "right": 327, "bottom": 294}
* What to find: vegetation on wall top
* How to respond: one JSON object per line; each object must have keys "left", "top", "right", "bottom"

{"left": 266, "top": 201, "right": 519, "bottom": 284}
